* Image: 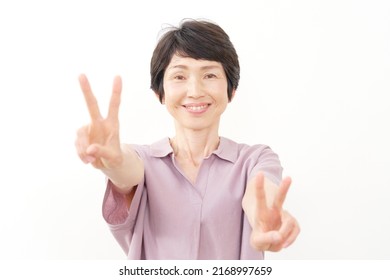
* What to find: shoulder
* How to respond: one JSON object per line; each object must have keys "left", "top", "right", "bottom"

{"left": 218, "top": 137, "right": 278, "bottom": 162}
{"left": 124, "top": 138, "right": 173, "bottom": 159}
{"left": 217, "top": 137, "right": 283, "bottom": 184}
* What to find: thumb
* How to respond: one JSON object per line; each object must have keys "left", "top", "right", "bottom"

{"left": 86, "top": 144, "right": 123, "bottom": 169}
{"left": 250, "top": 230, "right": 282, "bottom": 251}
{"left": 86, "top": 144, "right": 113, "bottom": 160}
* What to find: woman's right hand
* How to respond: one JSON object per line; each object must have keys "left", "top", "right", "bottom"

{"left": 75, "top": 74, "right": 123, "bottom": 170}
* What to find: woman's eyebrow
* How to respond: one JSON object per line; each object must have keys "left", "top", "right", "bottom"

{"left": 167, "top": 64, "right": 188, "bottom": 71}
{"left": 200, "top": 65, "right": 222, "bottom": 70}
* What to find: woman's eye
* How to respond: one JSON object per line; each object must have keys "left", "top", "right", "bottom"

{"left": 205, "top": 73, "right": 217, "bottom": 79}
{"left": 174, "top": 75, "right": 185, "bottom": 80}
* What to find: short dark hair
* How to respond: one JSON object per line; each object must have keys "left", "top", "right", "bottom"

{"left": 150, "top": 19, "right": 240, "bottom": 103}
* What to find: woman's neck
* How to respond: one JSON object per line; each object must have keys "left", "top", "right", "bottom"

{"left": 170, "top": 127, "right": 220, "bottom": 167}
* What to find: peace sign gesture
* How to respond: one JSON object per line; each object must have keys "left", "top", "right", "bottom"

{"left": 75, "top": 74, "right": 123, "bottom": 170}
{"left": 242, "top": 172, "right": 300, "bottom": 252}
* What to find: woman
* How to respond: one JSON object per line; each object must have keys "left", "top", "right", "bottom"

{"left": 75, "top": 19, "right": 300, "bottom": 259}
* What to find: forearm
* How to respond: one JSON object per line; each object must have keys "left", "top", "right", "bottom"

{"left": 101, "top": 144, "right": 144, "bottom": 194}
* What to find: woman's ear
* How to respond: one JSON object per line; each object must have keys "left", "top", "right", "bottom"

{"left": 154, "top": 92, "right": 164, "bottom": 104}
{"left": 229, "top": 89, "right": 236, "bottom": 103}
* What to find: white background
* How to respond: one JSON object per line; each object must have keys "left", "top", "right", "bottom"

{"left": 0, "top": 0, "right": 389, "bottom": 259}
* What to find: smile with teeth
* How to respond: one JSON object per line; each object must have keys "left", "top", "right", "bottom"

{"left": 184, "top": 104, "right": 209, "bottom": 111}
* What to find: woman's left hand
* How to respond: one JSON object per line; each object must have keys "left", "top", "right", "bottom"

{"left": 242, "top": 172, "right": 300, "bottom": 252}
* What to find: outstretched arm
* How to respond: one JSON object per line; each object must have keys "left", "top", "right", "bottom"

{"left": 242, "top": 172, "right": 300, "bottom": 252}
{"left": 75, "top": 74, "right": 144, "bottom": 194}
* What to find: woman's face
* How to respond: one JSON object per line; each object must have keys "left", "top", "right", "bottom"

{"left": 162, "top": 54, "right": 233, "bottom": 131}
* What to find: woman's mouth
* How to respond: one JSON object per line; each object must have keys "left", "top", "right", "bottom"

{"left": 183, "top": 103, "right": 210, "bottom": 113}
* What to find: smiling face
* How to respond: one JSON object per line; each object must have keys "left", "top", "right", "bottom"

{"left": 162, "top": 54, "right": 234, "bottom": 132}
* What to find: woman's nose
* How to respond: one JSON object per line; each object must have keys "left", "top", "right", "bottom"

{"left": 186, "top": 78, "right": 204, "bottom": 98}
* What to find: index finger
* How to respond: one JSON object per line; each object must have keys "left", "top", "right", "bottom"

{"left": 78, "top": 74, "right": 102, "bottom": 120}
{"left": 107, "top": 75, "right": 122, "bottom": 120}
{"left": 273, "top": 177, "right": 292, "bottom": 210}
{"left": 254, "top": 172, "right": 268, "bottom": 211}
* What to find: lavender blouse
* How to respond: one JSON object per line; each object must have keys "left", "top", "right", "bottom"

{"left": 102, "top": 137, "right": 282, "bottom": 259}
